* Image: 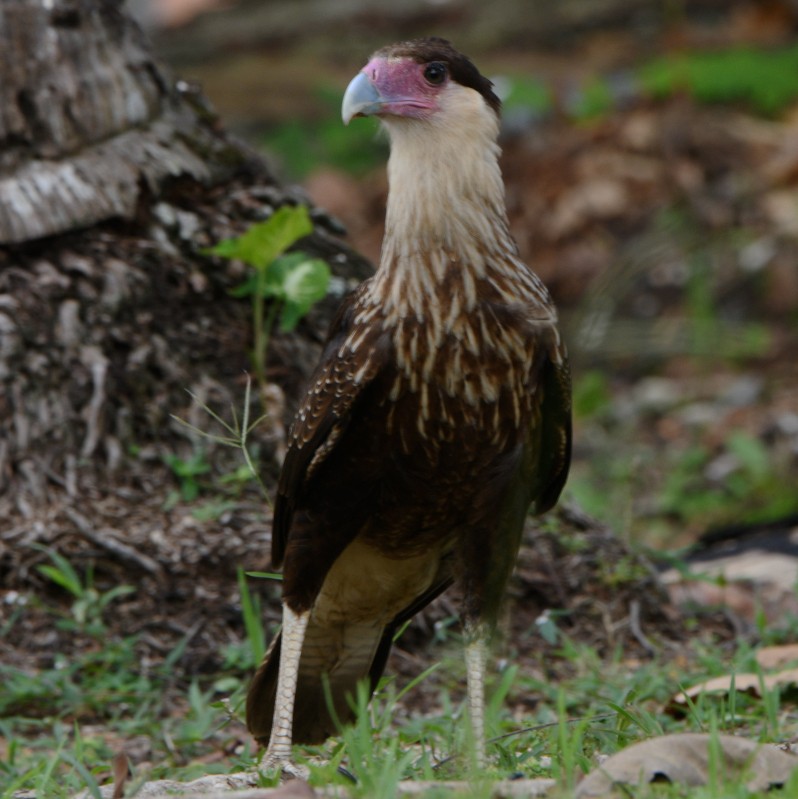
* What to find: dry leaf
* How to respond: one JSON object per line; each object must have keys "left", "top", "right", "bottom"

{"left": 757, "top": 644, "right": 798, "bottom": 670}
{"left": 672, "top": 668, "right": 798, "bottom": 706}
{"left": 575, "top": 733, "right": 798, "bottom": 797}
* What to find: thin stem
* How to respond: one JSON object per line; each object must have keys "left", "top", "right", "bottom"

{"left": 256, "top": 300, "right": 281, "bottom": 393}
{"left": 252, "top": 269, "right": 266, "bottom": 386}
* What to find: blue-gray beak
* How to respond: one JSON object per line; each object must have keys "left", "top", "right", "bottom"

{"left": 342, "top": 71, "right": 384, "bottom": 125}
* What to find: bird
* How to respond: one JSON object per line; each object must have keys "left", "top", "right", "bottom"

{"left": 245, "top": 36, "right": 571, "bottom": 772}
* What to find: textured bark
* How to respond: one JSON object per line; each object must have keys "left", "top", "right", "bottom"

{"left": 0, "top": 0, "right": 372, "bottom": 505}
{"left": 0, "top": 0, "right": 240, "bottom": 243}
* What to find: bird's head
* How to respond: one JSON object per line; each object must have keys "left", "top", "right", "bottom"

{"left": 342, "top": 37, "right": 500, "bottom": 128}
{"left": 342, "top": 38, "right": 506, "bottom": 251}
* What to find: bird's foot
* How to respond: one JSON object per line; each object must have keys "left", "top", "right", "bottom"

{"left": 258, "top": 751, "right": 310, "bottom": 781}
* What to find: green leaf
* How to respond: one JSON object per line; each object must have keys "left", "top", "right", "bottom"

{"left": 271, "top": 255, "right": 331, "bottom": 331}
{"left": 228, "top": 251, "right": 330, "bottom": 310}
{"left": 227, "top": 273, "right": 259, "bottom": 298}
{"left": 208, "top": 205, "right": 314, "bottom": 270}
{"left": 245, "top": 571, "right": 283, "bottom": 581}
{"left": 725, "top": 431, "right": 770, "bottom": 481}
{"left": 58, "top": 752, "right": 102, "bottom": 799}
{"left": 97, "top": 585, "right": 136, "bottom": 610}
{"left": 164, "top": 452, "right": 210, "bottom": 478}
{"left": 238, "top": 567, "right": 266, "bottom": 664}
{"left": 34, "top": 548, "right": 85, "bottom": 599}
{"left": 262, "top": 251, "right": 311, "bottom": 294}
{"left": 37, "top": 565, "right": 83, "bottom": 599}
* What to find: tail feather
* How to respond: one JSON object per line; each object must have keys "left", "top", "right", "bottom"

{"left": 246, "top": 618, "right": 389, "bottom": 744}
{"left": 245, "top": 559, "right": 454, "bottom": 746}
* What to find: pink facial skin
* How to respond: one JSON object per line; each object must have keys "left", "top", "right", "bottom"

{"left": 361, "top": 57, "right": 446, "bottom": 119}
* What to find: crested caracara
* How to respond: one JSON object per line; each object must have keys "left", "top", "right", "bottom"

{"left": 246, "top": 37, "right": 571, "bottom": 772}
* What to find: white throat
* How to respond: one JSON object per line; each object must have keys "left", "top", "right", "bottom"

{"left": 378, "top": 83, "right": 511, "bottom": 267}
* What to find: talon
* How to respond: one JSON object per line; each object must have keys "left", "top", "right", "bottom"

{"left": 259, "top": 754, "right": 309, "bottom": 781}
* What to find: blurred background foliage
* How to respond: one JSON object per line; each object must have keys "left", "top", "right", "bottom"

{"left": 131, "top": 0, "right": 798, "bottom": 548}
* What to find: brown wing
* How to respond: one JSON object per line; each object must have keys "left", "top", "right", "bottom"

{"left": 271, "top": 288, "right": 388, "bottom": 568}
{"left": 530, "top": 328, "right": 572, "bottom": 514}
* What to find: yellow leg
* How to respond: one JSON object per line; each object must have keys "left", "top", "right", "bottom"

{"left": 262, "top": 604, "right": 310, "bottom": 776}
{"left": 464, "top": 635, "right": 488, "bottom": 768}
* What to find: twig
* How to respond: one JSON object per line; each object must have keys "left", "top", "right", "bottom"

{"left": 629, "top": 599, "right": 656, "bottom": 655}
{"left": 80, "top": 346, "right": 109, "bottom": 458}
{"left": 65, "top": 507, "right": 164, "bottom": 578}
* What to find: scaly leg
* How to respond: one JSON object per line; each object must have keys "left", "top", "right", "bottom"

{"left": 464, "top": 633, "right": 488, "bottom": 768}
{"left": 262, "top": 603, "right": 310, "bottom": 776}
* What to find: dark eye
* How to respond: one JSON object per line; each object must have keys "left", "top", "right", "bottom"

{"left": 423, "top": 62, "right": 447, "bottom": 85}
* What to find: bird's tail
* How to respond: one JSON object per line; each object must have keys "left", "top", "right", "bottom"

{"left": 246, "top": 616, "right": 394, "bottom": 745}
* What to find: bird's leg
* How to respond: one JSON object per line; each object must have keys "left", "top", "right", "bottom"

{"left": 261, "top": 603, "right": 310, "bottom": 777}
{"left": 463, "top": 627, "right": 488, "bottom": 769}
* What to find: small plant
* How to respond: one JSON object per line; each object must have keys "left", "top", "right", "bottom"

{"left": 172, "top": 377, "right": 271, "bottom": 505}
{"left": 1, "top": 724, "right": 105, "bottom": 799}
{"left": 34, "top": 546, "right": 134, "bottom": 637}
{"left": 181, "top": 207, "right": 331, "bottom": 505}
{"left": 554, "top": 689, "right": 591, "bottom": 793}
{"left": 237, "top": 567, "right": 267, "bottom": 668}
{"left": 332, "top": 682, "right": 418, "bottom": 798}
{"left": 163, "top": 449, "right": 212, "bottom": 505}
{"left": 657, "top": 430, "right": 798, "bottom": 530}
{"left": 208, "top": 205, "right": 330, "bottom": 391}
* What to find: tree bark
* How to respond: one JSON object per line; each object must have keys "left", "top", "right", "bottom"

{"left": 0, "top": 0, "right": 371, "bottom": 504}
{"left": 0, "top": 0, "right": 236, "bottom": 243}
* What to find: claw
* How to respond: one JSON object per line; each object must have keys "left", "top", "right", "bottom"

{"left": 259, "top": 753, "right": 310, "bottom": 781}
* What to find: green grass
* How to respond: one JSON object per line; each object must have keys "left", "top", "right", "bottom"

{"left": 2, "top": 562, "right": 796, "bottom": 798}
{"left": 7, "top": 442, "right": 795, "bottom": 796}
{"left": 568, "top": 402, "right": 798, "bottom": 546}
{"left": 641, "top": 44, "right": 798, "bottom": 115}
{"left": 0, "top": 554, "right": 259, "bottom": 798}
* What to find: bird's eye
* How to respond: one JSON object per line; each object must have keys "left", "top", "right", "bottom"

{"left": 423, "top": 62, "right": 447, "bottom": 85}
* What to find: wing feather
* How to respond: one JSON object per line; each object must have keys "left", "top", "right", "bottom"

{"left": 271, "top": 289, "right": 388, "bottom": 567}
{"left": 531, "top": 331, "right": 572, "bottom": 513}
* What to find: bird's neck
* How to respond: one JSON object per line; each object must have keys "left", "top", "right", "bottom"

{"left": 373, "top": 103, "right": 517, "bottom": 319}
{"left": 382, "top": 112, "right": 510, "bottom": 264}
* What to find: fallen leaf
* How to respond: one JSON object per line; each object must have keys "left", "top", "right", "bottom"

{"left": 757, "top": 644, "right": 798, "bottom": 670}
{"left": 672, "top": 668, "right": 798, "bottom": 706}
{"left": 575, "top": 733, "right": 798, "bottom": 797}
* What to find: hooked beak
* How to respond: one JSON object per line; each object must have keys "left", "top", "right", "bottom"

{"left": 342, "top": 71, "right": 384, "bottom": 125}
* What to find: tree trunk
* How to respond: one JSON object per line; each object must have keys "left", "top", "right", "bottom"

{"left": 1, "top": 0, "right": 228, "bottom": 243}
{"left": 0, "top": 0, "right": 371, "bottom": 504}
{"left": 0, "top": 0, "right": 373, "bottom": 681}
